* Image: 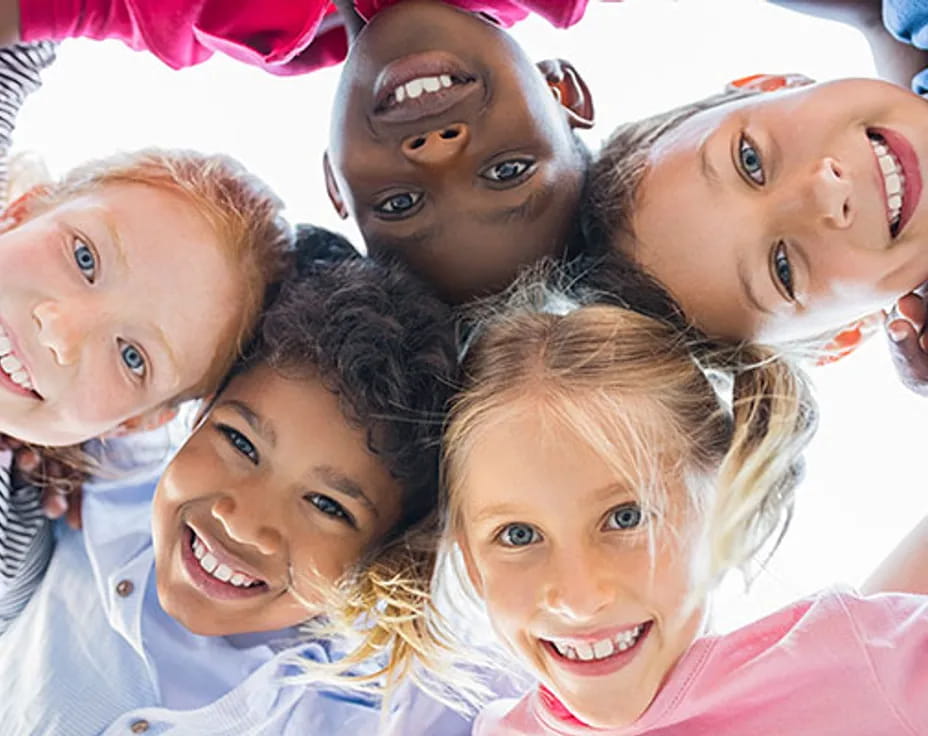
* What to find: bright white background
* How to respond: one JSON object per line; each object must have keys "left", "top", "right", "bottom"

{"left": 13, "top": 0, "right": 925, "bottom": 631}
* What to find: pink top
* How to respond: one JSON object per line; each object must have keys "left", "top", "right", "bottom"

{"left": 475, "top": 589, "right": 928, "bottom": 736}
{"left": 20, "top": 0, "right": 591, "bottom": 76}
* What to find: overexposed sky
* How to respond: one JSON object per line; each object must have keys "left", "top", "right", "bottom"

{"left": 14, "top": 0, "right": 926, "bottom": 631}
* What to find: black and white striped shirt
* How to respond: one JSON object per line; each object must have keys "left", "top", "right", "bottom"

{"left": 0, "top": 39, "right": 58, "bottom": 635}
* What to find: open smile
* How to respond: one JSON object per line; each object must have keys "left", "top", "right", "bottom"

{"left": 867, "top": 127, "right": 922, "bottom": 238}
{"left": 373, "top": 51, "right": 480, "bottom": 123}
{"left": 541, "top": 621, "right": 653, "bottom": 678}
{"left": 180, "top": 525, "right": 270, "bottom": 601}
{"left": 0, "top": 319, "right": 42, "bottom": 400}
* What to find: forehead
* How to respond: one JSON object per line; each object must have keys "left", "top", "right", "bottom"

{"left": 56, "top": 184, "right": 242, "bottom": 391}
{"left": 458, "top": 396, "right": 673, "bottom": 517}
{"left": 219, "top": 364, "right": 401, "bottom": 504}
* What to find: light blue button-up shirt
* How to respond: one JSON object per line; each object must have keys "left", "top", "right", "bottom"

{"left": 0, "top": 429, "right": 471, "bottom": 735}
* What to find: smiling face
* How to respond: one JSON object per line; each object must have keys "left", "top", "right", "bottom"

{"left": 629, "top": 79, "right": 928, "bottom": 343}
{"left": 152, "top": 364, "right": 403, "bottom": 636}
{"left": 326, "top": 0, "right": 589, "bottom": 301}
{"left": 0, "top": 183, "right": 243, "bottom": 445}
{"left": 457, "top": 402, "right": 704, "bottom": 729}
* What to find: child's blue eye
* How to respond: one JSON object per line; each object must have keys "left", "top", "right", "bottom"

{"left": 772, "top": 241, "right": 795, "bottom": 300}
{"left": 216, "top": 424, "right": 259, "bottom": 464}
{"left": 738, "top": 136, "right": 765, "bottom": 185}
{"left": 606, "top": 503, "right": 643, "bottom": 531}
{"left": 482, "top": 158, "right": 534, "bottom": 183}
{"left": 307, "top": 493, "right": 355, "bottom": 526}
{"left": 498, "top": 523, "right": 540, "bottom": 547}
{"left": 119, "top": 340, "right": 147, "bottom": 378}
{"left": 374, "top": 191, "right": 422, "bottom": 217}
{"left": 73, "top": 238, "right": 97, "bottom": 283}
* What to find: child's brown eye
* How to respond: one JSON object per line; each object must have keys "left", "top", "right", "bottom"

{"left": 481, "top": 158, "right": 534, "bottom": 183}
{"left": 374, "top": 191, "right": 423, "bottom": 218}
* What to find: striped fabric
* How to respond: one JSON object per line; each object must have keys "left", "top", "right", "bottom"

{"left": 0, "top": 40, "right": 58, "bottom": 635}
{"left": 0, "top": 40, "right": 56, "bottom": 202}
{"left": 0, "top": 451, "right": 53, "bottom": 635}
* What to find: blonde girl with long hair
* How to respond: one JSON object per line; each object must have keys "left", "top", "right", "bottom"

{"left": 438, "top": 271, "right": 928, "bottom": 735}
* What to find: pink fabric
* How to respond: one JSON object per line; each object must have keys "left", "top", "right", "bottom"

{"left": 474, "top": 590, "right": 928, "bottom": 736}
{"left": 20, "top": 0, "right": 590, "bottom": 76}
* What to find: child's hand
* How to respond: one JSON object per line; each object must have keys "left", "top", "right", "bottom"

{"left": 886, "top": 287, "right": 928, "bottom": 397}
{"left": 0, "top": 435, "right": 84, "bottom": 529}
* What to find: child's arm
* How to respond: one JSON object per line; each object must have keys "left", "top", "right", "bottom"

{"left": 771, "top": 0, "right": 928, "bottom": 89}
{"left": 0, "top": 40, "right": 55, "bottom": 203}
{"left": 862, "top": 515, "right": 928, "bottom": 595}
{"left": 333, "top": 0, "right": 364, "bottom": 43}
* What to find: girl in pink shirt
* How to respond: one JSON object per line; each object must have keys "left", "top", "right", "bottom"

{"left": 434, "top": 272, "right": 927, "bottom": 735}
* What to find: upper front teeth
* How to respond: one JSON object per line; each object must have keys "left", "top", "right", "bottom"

{"left": 392, "top": 74, "right": 454, "bottom": 104}
{"left": 870, "top": 135, "right": 905, "bottom": 228}
{"left": 192, "top": 534, "right": 260, "bottom": 588}
{"left": 0, "top": 325, "right": 33, "bottom": 391}
{"left": 550, "top": 624, "right": 645, "bottom": 662}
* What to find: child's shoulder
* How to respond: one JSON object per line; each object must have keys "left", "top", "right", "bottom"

{"left": 698, "top": 587, "right": 928, "bottom": 681}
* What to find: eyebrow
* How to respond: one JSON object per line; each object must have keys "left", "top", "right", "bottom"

{"left": 367, "top": 223, "right": 444, "bottom": 255}
{"left": 150, "top": 324, "right": 181, "bottom": 390}
{"left": 699, "top": 136, "right": 721, "bottom": 189}
{"left": 471, "top": 484, "right": 634, "bottom": 526}
{"left": 737, "top": 257, "right": 773, "bottom": 316}
{"left": 478, "top": 178, "right": 556, "bottom": 225}
{"left": 221, "top": 399, "right": 278, "bottom": 446}
{"left": 99, "top": 207, "right": 128, "bottom": 270}
{"left": 314, "top": 465, "right": 378, "bottom": 516}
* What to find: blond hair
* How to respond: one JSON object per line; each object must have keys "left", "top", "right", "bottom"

{"left": 446, "top": 271, "right": 816, "bottom": 592}
{"left": 21, "top": 148, "right": 293, "bottom": 400}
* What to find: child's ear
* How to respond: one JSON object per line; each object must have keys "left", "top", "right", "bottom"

{"left": 0, "top": 184, "right": 50, "bottom": 233}
{"left": 323, "top": 152, "right": 349, "bottom": 220}
{"left": 537, "top": 59, "right": 595, "bottom": 130}
{"left": 457, "top": 531, "right": 486, "bottom": 599}
{"left": 101, "top": 405, "right": 180, "bottom": 438}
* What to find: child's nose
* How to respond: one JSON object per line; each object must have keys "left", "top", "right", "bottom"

{"left": 544, "top": 547, "right": 614, "bottom": 621}
{"left": 211, "top": 495, "right": 283, "bottom": 556}
{"left": 401, "top": 124, "right": 470, "bottom": 166}
{"left": 33, "top": 299, "right": 90, "bottom": 366}
{"left": 808, "top": 157, "right": 853, "bottom": 231}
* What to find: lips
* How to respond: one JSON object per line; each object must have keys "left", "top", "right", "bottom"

{"left": 0, "top": 318, "right": 41, "bottom": 400}
{"left": 373, "top": 51, "right": 480, "bottom": 123}
{"left": 180, "top": 524, "right": 270, "bottom": 601}
{"left": 541, "top": 621, "right": 653, "bottom": 678}
{"left": 869, "top": 127, "right": 923, "bottom": 238}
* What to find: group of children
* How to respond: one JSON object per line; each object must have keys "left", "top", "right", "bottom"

{"left": 0, "top": 1, "right": 926, "bottom": 734}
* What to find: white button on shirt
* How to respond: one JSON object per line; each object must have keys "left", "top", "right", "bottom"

{"left": 0, "top": 430, "right": 382, "bottom": 735}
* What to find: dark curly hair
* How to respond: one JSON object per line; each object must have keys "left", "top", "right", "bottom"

{"left": 238, "top": 225, "right": 457, "bottom": 533}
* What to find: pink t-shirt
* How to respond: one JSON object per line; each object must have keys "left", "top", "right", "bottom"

{"left": 20, "top": 0, "right": 590, "bottom": 76}
{"left": 475, "top": 589, "right": 928, "bottom": 736}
